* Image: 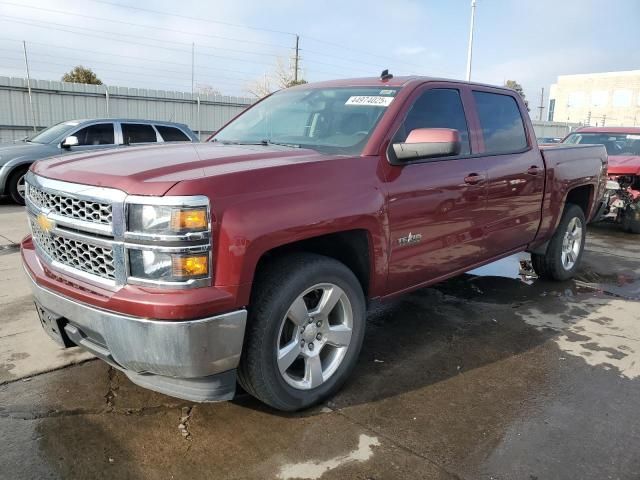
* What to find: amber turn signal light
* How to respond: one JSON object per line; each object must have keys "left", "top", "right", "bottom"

{"left": 170, "top": 208, "right": 208, "bottom": 231}
{"left": 172, "top": 255, "right": 209, "bottom": 278}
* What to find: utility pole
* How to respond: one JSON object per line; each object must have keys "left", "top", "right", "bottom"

{"left": 465, "top": 0, "right": 477, "bottom": 81}
{"left": 191, "top": 42, "right": 195, "bottom": 96}
{"left": 294, "top": 35, "right": 300, "bottom": 83}
{"left": 22, "top": 40, "right": 37, "bottom": 133}
{"left": 537, "top": 87, "right": 544, "bottom": 121}
{"left": 602, "top": 114, "right": 606, "bottom": 127}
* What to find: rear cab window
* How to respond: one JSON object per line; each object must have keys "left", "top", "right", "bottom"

{"left": 121, "top": 123, "right": 158, "bottom": 144}
{"left": 472, "top": 91, "right": 528, "bottom": 154}
{"left": 156, "top": 125, "right": 191, "bottom": 142}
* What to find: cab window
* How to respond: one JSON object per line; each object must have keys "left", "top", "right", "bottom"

{"left": 393, "top": 88, "right": 471, "bottom": 155}
{"left": 473, "top": 91, "right": 528, "bottom": 154}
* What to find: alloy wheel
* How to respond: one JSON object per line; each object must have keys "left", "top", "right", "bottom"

{"left": 276, "top": 283, "right": 353, "bottom": 390}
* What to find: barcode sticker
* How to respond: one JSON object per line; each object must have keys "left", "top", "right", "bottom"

{"left": 345, "top": 96, "right": 394, "bottom": 107}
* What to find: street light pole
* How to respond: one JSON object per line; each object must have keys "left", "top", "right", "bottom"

{"left": 465, "top": 0, "right": 477, "bottom": 81}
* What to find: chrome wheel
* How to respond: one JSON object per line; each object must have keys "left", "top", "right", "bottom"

{"left": 16, "top": 174, "right": 26, "bottom": 200}
{"left": 276, "top": 283, "right": 353, "bottom": 390}
{"left": 561, "top": 217, "right": 583, "bottom": 270}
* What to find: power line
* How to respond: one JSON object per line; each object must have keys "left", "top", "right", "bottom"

{"left": 0, "top": 49, "right": 256, "bottom": 84}
{"left": 0, "top": 58, "right": 252, "bottom": 92}
{"left": 88, "top": 0, "right": 425, "bottom": 71}
{"left": 0, "top": 38, "right": 270, "bottom": 78}
{"left": 0, "top": 1, "right": 291, "bottom": 55}
{"left": 90, "top": 0, "right": 298, "bottom": 37}
{"left": 0, "top": 16, "right": 371, "bottom": 77}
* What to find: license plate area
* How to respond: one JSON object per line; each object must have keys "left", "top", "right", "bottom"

{"left": 35, "top": 302, "right": 71, "bottom": 347}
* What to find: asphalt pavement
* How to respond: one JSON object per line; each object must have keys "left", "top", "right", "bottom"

{"left": 1, "top": 198, "right": 639, "bottom": 480}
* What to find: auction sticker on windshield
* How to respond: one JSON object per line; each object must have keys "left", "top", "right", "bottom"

{"left": 345, "top": 96, "right": 394, "bottom": 107}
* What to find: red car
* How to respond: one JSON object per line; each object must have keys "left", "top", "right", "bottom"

{"left": 22, "top": 75, "right": 607, "bottom": 410}
{"left": 563, "top": 126, "right": 640, "bottom": 233}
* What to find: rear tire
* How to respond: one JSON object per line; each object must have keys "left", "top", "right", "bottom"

{"left": 532, "top": 204, "right": 586, "bottom": 281}
{"left": 238, "top": 253, "right": 366, "bottom": 411}
{"left": 7, "top": 166, "right": 29, "bottom": 205}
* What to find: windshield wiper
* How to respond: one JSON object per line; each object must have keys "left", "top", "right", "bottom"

{"left": 220, "top": 140, "right": 300, "bottom": 148}
{"left": 260, "top": 139, "right": 300, "bottom": 148}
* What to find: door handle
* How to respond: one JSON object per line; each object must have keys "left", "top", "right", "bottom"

{"left": 527, "top": 166, "right": 540, "bottom": 175}
{"left": 464, "top": 173, "right": 485, "bottom": 185}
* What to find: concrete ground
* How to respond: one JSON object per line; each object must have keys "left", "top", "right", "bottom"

{"left": 1, "top": 199, "right": 639, "bottom": 480}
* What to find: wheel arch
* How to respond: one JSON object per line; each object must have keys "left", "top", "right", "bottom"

{"left": 251, "top": 229, "right": 374, "bottom": 300}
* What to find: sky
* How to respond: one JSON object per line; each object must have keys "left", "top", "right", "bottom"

{"left": 1, "top": 0, "right": 639, "bottom": 113}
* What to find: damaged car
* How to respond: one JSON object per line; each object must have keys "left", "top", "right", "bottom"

{"left": 563, "top": 127, "right": 640, "bottom": 233}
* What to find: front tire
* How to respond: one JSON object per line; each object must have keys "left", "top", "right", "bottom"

{"left": 532, "top": 203, "right": 586, "bottom": 281}
{"left": 238, "top": 253, "right": 366, "bottom": 411}
{"left": 7, "top": 166, "right": 29, "bottom": 205}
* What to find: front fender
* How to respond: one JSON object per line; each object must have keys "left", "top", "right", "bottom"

{"left": 213, "top": 185, "right": 388, "bottom": 305}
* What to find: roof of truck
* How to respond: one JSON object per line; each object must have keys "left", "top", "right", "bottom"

{"left": 294, "top": 76, "right": 518, "bottom": 93}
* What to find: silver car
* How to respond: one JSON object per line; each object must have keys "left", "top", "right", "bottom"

{"left": 0, "top": 119, "right": 199, "bottom": 204}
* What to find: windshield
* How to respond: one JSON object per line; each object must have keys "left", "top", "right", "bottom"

{"left": 563, "top": 132, "right": 640, "bottom": 156}
{"left": 212, "top": 87, "right": 399, "bottom": 155}
{"left": 29, "top": 121, "right": 80, "bottom": 144}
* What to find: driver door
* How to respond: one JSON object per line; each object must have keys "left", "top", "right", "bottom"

{"left": 383, "top": 85, "right": 492, "bottom": 292}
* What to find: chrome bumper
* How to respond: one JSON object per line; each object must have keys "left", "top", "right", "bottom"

{"left": 26, "top": 270, "right": 247, "bottom": 401}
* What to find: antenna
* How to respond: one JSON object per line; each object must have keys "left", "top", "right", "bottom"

{"left": 380, "top": 69, "right": 393, "bottom": 81}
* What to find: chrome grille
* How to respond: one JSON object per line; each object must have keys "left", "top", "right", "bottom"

{"left": 27, "top": 184, "right": 112, "bottom": 225}
{"left": 30, "top": 217, "right": 116, "bottom": 280}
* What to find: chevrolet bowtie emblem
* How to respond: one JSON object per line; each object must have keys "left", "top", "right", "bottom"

{"left": 36, "top": 212, "right": 55, "bottom": 235}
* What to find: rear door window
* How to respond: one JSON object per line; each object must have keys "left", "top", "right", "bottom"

{"left": 73, "top": 123, "right": 115, "bottom": 145}
{"left": 472, "top": 91, "right": 528, "bottom": 154}
{"left": 156, "top": 125, "right": 191, "bottom": 142}
{"left": 121, "top": 124, "right": 157, "bottom": 144}
{"left": 394, "top": 88, "right": 471, "bottom": 155}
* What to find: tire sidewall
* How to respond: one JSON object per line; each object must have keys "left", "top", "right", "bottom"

{"left": 253, "top": 260, "right": 366, "bottom": 410}
{"left": 8, "top": 166, "right": 29, "bottom": 205}
{"left": 550, "top": 205, "right": 586, "bottom": 280}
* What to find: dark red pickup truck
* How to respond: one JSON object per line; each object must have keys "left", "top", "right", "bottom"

{"left": 22, "top": 75, "right": 607, "bottom": 411}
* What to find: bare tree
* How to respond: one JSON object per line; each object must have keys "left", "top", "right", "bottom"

{"left": 247, "top": 57, "right": 307, "bottom": 99}
{"left": 196, "top": 83, "right": 222, "bottom": 96}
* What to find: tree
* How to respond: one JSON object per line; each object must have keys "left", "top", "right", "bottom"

{"left": 61, "top": 66, "right": 102, "bottom": 85}
{"left": 247, "top": 57, "right": 307, "bottom": 98}
{"left": 504, "top": 80, "right": 529, "bottom": 111}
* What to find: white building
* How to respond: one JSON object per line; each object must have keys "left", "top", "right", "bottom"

{"left": 548, "top": 70, "right": 640, "bottom": 127}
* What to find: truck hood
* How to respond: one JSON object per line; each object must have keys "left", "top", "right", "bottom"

{"left": 0, "top": 142, "right": 59, "bottom": 164}
{"left": 31, "top": 143, "right": 335, "bottom": 196}
{"left": 608, "top": 155, "right": 640, "bottom": 176}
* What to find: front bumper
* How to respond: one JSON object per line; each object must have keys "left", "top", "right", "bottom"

{"left": 25, "top": 268, "right": 247, "bottom": 402}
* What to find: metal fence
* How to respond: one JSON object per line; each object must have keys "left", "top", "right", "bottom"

{"left": 0, "top": 76, "right": 254, "bottom": 142}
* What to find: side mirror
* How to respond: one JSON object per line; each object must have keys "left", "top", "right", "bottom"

{"left": 392, "top": 128, "right": 461, "bottom": 162}
{"left": 61, "top": 136, "right": 79, "bottom": 148}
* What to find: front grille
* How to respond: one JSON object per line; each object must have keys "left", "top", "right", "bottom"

{"left": 30, "top": 218, "right": 116, "bottom": 280}
{"left": 27, "top": 184, "right": 112, "bottom": 225}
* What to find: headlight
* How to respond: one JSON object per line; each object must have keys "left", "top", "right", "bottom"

{"left": 128, "top": 204, "right": 208, "bottom": 234}
{"left": 125, "top": 196, "right": 211, "bottom": 287}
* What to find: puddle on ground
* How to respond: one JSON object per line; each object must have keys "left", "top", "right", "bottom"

{"left": 277, "top": 434, "right": 380, "bottom": 480}
{"left": 517, "top": 297, "right": 640, "bottom": 379}
{"left": 466, "top": 253, "right": 536, "bottom": 284}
